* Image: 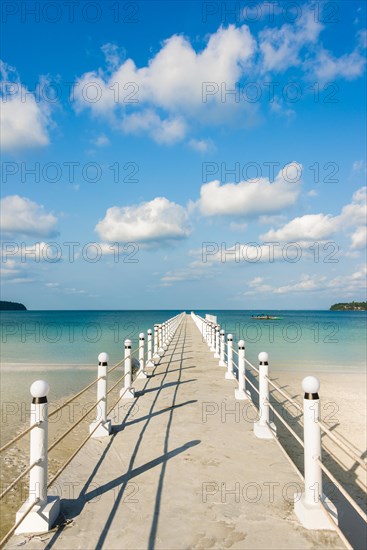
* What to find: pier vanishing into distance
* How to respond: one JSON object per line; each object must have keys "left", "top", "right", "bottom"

{"left": 1, "top": 313, "right": 366, "bottom": 549}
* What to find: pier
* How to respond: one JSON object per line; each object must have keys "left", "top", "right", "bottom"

{"left": 1, "top": 313, "right": 366, "bottom": 549}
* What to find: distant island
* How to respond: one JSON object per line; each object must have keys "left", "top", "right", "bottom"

{"left": 0, "top": 300, "right": 27, "bottom": 311}
{"left": 330, "top": 301, "right": 366, "bottom": 311}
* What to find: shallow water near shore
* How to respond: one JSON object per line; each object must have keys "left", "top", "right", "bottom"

{"left": 1, "top": 308, "right": 365, "bottom": 369}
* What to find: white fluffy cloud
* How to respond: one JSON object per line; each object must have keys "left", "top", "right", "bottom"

{"left": 261, "top": 187, "right": 367, "bottom": 246}
{"left": 197, "top": 162, "right": 302, "bottom": 217}
{"left": 246, "top": 265, "right": 367, "bottom": 295}
{"left": 121, "top": 110, "right": 187, "bottom": 144}
{"left": 0, "top": 62, "right": 51, "bottom": 152}
{"left": 261, "top": 213, "right": 339, "bottom": 241}
{"left": 95, "top": 197, "right": 191, "bottom": 244}
{"left": 0, "top": 196, "right": 58, "bottom": 237}
{"left": 73, "top": 15, "right": 366, "bottom": 147}
{"left": 350, "top": 226, "right": 367, "bottom": 249}
{"left": 259, "top": 9, "right": 323, "bottom": 72}
{"left": 308, "top": 30, "right": 366, "bottom": 82}
{"left": 75, "top": 25, "right": 255, "bottom": 113}
{"left": 73, "top": 25, "right": 256, "bottom": 144}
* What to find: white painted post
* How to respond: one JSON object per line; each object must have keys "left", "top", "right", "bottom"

{"left": 210, "top": 323, "right": 216, "bottom": 352}
{"left": 206, "top": 322, "right": 211, "bottom": 347}
{"left": 214, "top": 325, "right": 220, "bottom": 358}
{"left": 158, "top": 324, "right": 163, "bottom": 349}
{"left": 15, "top": 380, "right": 60, "bottom": 534}
{"left": 146, "top": 329, "right": 154, "bottom": 367}
{"left": 120, "top": 339, "right": 135, "bottom": 398}
{"left": 90, "top": 352, "right": 111, "bottom": 437}
{"left": 225, "top": 334, "right": 235, "bottom": 380}
{"left": 219, "top": 329, "right": 226, "bottom": 367}
{"left": 162, "top": 322, "right": 168, "bottom": 351}
{"left": 136, "top": 333, "right": 148, "bottom": 379}
{"left": 153, "top": 324, "right": 160, "bottom": 362}
{"left": 254, "top": 352, "right": 276, "bottom": 439}
{"left": 235, "top": 341, "right": 248, "bottom": 400}
{"left": 294, "top": 377, "right": 337, "bottom": 530}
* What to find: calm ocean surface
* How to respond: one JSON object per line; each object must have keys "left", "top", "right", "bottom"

{"left": 1, "top": 309, "right": 366, "bottom": 372}
{"left": 0, "top": 310, "right": 366, "bottom": 425}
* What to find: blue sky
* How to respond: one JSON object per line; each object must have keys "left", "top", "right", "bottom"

{"left": 1, "top": 0, "right": 366, "bottom": 309}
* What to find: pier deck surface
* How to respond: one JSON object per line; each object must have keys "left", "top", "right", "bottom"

{"left": 7, "top": 315, "right": 343, "bottom": 549}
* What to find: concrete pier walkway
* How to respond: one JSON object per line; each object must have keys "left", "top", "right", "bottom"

{"left": 8, "top": 315, "right": 344, "bottom": 549}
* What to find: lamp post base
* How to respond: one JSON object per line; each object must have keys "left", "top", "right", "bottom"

{"left": 89, "top": 419, "right": 111, "bottom": 438}
{"left": 254, "top": 421, "right": 276, "bottom": 439}
{"left": 235, "top": 389, "right": 249, "bottom": 401}
{"left": 294, "top": 492, "right": 338, "bottom": 530}
{"left": 120, "top": 387, "right": 135, "bottom": 399}
{"left": 15, "top": 496, "right": 60, "bottom": 535}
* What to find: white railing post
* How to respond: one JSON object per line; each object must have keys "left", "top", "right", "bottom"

{"left": 254, "top": 352, "right": 276, "bottom": 439}
{"left": 162, "top": 322, "right": 168, "bottom": 351}
{"left": 90, "top": 352, "right": 111, "bottom": 437}
{"left": 214, "top": 325, "right": 220, "bottom": 358}
{"left": 15, "top": 380, "right": 60, "bottom": 534}
{"left": 206, "top": 322, "right": 211, "bottom": 347}
{"left": 136, "top": 333, "right": 148, "bottom": 379}
{"left": 146, "top": 328, "right": 154, "bottom": 367}
{"left": 294, "top": 376, "right": 337, "bottom": 530}
{"left": 219, "top": 329, "right": 226, "bottom": 367}
{"left": 153, "top": 324, "right": 160, "bottom": 362}
{"left": 225, "top": 334, "right": 235, "bottom": 380}
{"left": 210, "top": 323, "right": 216, "bottom": 352}
{"left": 120, "top": 339, "right": 135, "bottom": 398}
{"left": 158, "top": 324, "right": 163, "bottom": 349}
{"left": 235, "top": 340, "right": 248, "bottom": 400}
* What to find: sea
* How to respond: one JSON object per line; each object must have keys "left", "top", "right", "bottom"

{"left": 0, "top": 309, "right": 366, "bottom": 406}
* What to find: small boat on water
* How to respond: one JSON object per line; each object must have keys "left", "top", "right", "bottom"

{"left": 251, "top": 314, "right": 283, "bottom": 320}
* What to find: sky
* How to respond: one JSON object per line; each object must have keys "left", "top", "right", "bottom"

{"left": 0, "top": 0, "right": 366, "bottom": 310}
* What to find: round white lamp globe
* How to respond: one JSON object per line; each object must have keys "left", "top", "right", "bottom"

{"left": 30, "top": 380, "right": 50, "bottom": 398}
{"left": 238, "top": 340, "right": 245, "bottom": 348}
{"left": 98, "top": 352, "right": 109, "bottom": 363}
{"left": 302, "top": 376, "right": 320, "bottom": 394}
{"left": 258, "top": 352, "right": 269, "bottom": 363}
{"left": 139, "top": 333, "right": 145, "bottom": 339}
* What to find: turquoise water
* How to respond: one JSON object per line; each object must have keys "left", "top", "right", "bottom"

{"left": 0, "top": 310, "right": 366, "bottom": 372}
{"left": 201, "top": 310, "right": 367, "bottom": 372}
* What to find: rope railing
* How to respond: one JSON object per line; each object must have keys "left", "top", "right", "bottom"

{"left": 266, "top": 375, "right": 367, "bottom": 470}
{"left": 0, "top": 421, "right": 42, "bottom": 454}
{"left": 48, "top": 397, "right": 104, "bottom": 453}
{"left": 316, "top": 458, "right": 367, "bottom": 522}
{"left": 266, "top": 376, "right": 303, "bottom": 413}
{"left": 48, "top": 420, "right": 103, "bottom": 488}
{"left": 0, "top": 311, "right": 185, "bottom": 543}
{"left": 244, "top": 375, "right": 259, "bottom": 395}
{"left": 0, "top": 498, "right": 40, "bottom": 548}
{"left": 0, "top": 459, "right": 41, "bottom": 501}
{"left": 190, "top": 310, "right": 367, "bottom": 541}
{"left": 48, "top": 374, "right": 102, "bottom": 419}
{"left": 267, "top": 401, "right": 304, "bottom": 447}
{"left": 319, "top": 420, "right": 367, "bottom": 470}
{"left": 319, "top": 498, "right": 353, "bottom": 550}
{"left": 244, "top": 358, "right": 259, "bottom": 374}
